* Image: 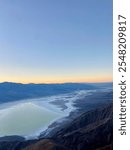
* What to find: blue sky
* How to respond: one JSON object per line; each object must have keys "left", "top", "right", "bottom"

{"left": 0, "top": 0, "right": 112, "bottom": 83}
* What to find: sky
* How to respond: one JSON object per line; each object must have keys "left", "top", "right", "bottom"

{"left": 0, "top": 0, "right": 112, "bottom": 83}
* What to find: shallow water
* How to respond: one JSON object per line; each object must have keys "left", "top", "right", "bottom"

{"left": 0, "top": 102, "right": 62, "bottom": 137}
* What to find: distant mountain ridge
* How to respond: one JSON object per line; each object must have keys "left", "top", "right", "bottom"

{"left": 0, "top": 82, "right": 96, "bottom": 103}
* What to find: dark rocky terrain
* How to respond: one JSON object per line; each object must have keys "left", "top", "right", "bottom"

{"left": 0, "top": 136, "right": 25, "bottom": 142}
{"left": 0, "top": 103, "right": 113, "bottom": 150}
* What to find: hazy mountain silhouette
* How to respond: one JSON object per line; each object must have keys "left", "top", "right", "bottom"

{"left": 0, "top": 82, "right": 96, "bottom": 103}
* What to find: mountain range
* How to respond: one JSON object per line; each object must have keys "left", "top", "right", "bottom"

{"left": 0, "top": 82, "right": 113, "bottom": 150}
{"left": 0, "top": 82, "right": 97, "bottom": 103}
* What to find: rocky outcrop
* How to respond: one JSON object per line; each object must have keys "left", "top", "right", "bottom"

{"left": 0, "top": 140, "right": 38, "bottom": 150}
{"left": 23, "top": 139, "right": 69, "bottom": 150}
{"left": 0, "top": 136, "right": 25, "bottom": 142}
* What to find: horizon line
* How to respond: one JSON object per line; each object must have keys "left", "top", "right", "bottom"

{"left": 0, "top": 81, "right": 113, "bottom": 85}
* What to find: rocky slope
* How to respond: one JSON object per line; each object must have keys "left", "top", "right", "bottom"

{"left": 51, "top": 103, "right": 113, "bottom": 150}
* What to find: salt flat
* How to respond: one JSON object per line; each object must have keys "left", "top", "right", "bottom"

{"left": 0, "top": 89, "right": 96, "bottom": 138}
{"left": 0, "top": 102, "right": 62, "bottom": 137}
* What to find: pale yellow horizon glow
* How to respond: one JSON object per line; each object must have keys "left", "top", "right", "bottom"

{"left": 0, "top": 75, "right": 112, "bottom": 84}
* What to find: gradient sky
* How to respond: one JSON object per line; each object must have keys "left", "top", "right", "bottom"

{"left": 0, "top": 0, "right": 112, "bottom": 83}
